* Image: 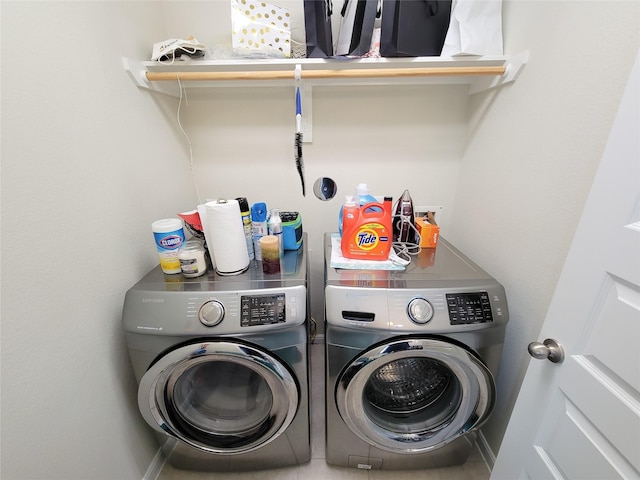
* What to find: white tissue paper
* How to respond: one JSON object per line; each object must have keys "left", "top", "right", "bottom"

{"left": 441, "top": 0, "right": 503, "bottom": 57}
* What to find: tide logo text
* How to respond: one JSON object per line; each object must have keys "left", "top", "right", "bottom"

{"left": 356, "top": 230, "right": 379, "bottom": 250}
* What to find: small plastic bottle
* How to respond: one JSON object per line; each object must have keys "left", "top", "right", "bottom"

{"left": 268, "top": 209, "right": 284, "bottom": 258}
{"left": 342, "top": 195, "right": 359, "bottom": 235}
{"left": 339, "top": 183, "right": 379, "bottom": 234}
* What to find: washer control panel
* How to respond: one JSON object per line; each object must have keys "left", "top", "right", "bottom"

{"left": 325, "top": 284, "right": 508, "bottom": 332}
{"left": 446, "top": 292, "right": 493, "bottom": 325}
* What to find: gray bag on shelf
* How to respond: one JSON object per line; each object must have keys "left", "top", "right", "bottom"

{"left": 304, "top": 0, "right": 334, "bottom": 58}
{"left": 380, "top": 0, "right": 451, "bottom": 57}
{"left": 335, "top": 0, "right": 378, "bottom": 56}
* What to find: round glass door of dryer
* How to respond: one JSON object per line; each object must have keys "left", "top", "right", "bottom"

{"left": 335, "top": 336, "right": 494, "bottom": 453}
{"left": 138, "top": 340, "right": 299, "bottom": 454}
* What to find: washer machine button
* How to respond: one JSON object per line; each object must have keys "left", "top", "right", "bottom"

{"left": 407, "top": 298, "right": 434, "bottom": 324}
{"left": 199, "top": 300, "right": 225, "bottom": 327}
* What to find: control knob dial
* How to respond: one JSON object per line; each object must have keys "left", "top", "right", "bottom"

{"left": 407, "top": 298, "right": 434, "bottom": 324}
{"left": 199, "top": 300, "right": 225, "bottom": 327}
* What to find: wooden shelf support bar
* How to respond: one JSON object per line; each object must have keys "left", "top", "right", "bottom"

{"left": 145, "top": 65, "right": 507, "bottom": 82}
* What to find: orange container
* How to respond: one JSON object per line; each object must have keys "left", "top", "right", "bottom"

{"left": 415, "top": 217, "right": 440, "bottom": 248}
{"left": 341, "top": 197, "right": 393, "bottom": 260}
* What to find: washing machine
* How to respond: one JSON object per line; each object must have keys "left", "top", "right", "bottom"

{"left": 324, "top": 233, "right": 509, "bottom": 470}
{"left": 122, "top": 241, "right": 310, "bottom": 472}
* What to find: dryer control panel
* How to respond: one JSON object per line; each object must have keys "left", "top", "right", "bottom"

{"left": 123, "top": 284, "right": 306, "bottom": 335}
{"left": 241, "top": 293, "right": 286, "bottom": 327}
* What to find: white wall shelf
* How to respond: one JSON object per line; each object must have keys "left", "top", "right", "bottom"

{"left": 124, "top": 53, "right": 527, "bottom": 94}
{"left": 123, "top": 53, "right": 528, "bottom": 141}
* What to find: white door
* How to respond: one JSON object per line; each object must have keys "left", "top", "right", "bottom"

{"left": 491, "top": 52, "right": 640, "bottom": 479}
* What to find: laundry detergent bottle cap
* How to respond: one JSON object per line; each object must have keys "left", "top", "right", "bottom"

{"left": 355, "top": 183, "right": 371, "bottom": 197}
{"left": 355, "top": 183, "right": 378, "bottom": 205}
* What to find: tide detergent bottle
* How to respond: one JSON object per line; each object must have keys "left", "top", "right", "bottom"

{"left": 341, "top": 196, "right": 393, "bottom": 260}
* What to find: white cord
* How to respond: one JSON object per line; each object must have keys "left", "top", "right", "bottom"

{"left": 176, "top": 73, "right": 202, "bottom": 203}
{"left": 392, "top": 213, "right": 422, "bottom": 262}
{"left": 176, "top": 73, "right": 192, "bottom": 167}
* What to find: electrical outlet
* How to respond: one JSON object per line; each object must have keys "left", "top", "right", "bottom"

{"left": 414, "top": 206, "right": 443, "bottom": 224}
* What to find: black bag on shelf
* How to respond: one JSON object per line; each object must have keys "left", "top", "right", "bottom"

{"left": 380, "top": 0, "right": 452, "bottom": 57}
{"left": 335, "top": 0, "right": 378, "bottom": 56}
{"left": 304, "top": 0, "right": 334, "bottom": 58}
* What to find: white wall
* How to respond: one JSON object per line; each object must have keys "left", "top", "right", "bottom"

{"left": 1, "top": 1, "right": 638, "bottom": 479}
{"left": 448, "top": 0, "right": 639, "bottom": 457}
{"left": 0, "top": 2, "right": 196, "bottom": 479}
{"left": 182, "top": 84, "right": 469, "bottom": 332}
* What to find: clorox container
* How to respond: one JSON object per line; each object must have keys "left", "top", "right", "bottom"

{"left": 341, "top": 197, "right": 393, "bottom": 260}
{"left": 152, "top": 218, "right": 186, "bottom": 274}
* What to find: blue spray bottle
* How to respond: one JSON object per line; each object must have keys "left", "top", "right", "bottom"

{"left": 251, "top": 202, "right": 268, "bottom": 261}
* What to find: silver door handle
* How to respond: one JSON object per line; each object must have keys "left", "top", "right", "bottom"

{"left": 528, "top": 338, "right": 565, "bottom": 364}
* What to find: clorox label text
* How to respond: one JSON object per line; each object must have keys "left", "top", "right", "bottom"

{"left": 159, "top": 235, "right": 183, "bottom": 249}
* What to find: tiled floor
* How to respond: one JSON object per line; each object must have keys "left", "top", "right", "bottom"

{"left": 158, "top": 342, "right": 491, "bottom": 480}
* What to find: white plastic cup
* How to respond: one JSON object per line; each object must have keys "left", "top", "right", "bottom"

{"left": 152, "top": 218, "right": 186, "bottom": 274}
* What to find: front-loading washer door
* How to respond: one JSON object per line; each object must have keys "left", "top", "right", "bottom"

{"left": 335, "top": 336, "right": 494, "bottom": 454}
{"left": 138, "top": 339, "right": 299, "bottom": 454}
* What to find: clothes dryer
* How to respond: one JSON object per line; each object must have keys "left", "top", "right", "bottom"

{"left": 122, "top": 243, "right": 309, "bottom": 472}
{"left": 324, "top": 233, "right": 509, "bottom": 470}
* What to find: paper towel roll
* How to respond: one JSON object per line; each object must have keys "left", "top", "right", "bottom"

{"left": 204, "top": 199, "right": 250, "bottom": 275}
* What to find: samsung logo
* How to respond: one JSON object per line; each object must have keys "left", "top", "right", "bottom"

{"left": 142, "top": 298, "right": 164, "bottom": 303}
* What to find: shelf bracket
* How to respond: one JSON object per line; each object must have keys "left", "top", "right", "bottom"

{"left": 123, "top": 57, "right": 147, "bottom": 88}
{"left": 469, "top": 51, "right": 529, "bottom": 94}
{"left": 122, "top": 57, "right": 180, "bottom": 96}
